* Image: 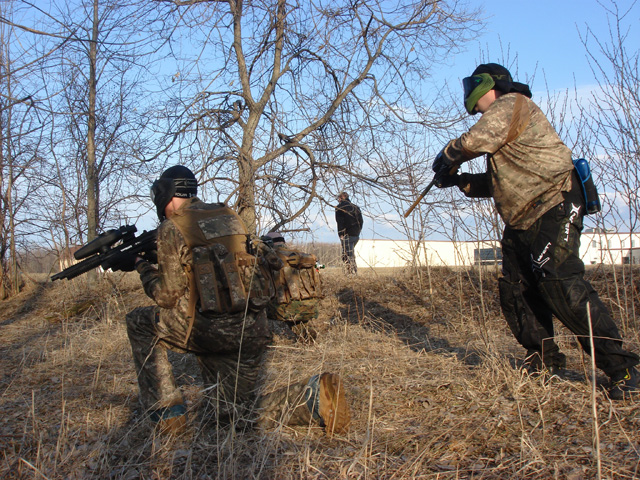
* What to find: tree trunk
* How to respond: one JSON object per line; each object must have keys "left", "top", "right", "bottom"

{"left": 237, "top": 152, "right": 257, "bottom": 234}
{"left": 86, "top": 0, "right": 99, "bottom": 243}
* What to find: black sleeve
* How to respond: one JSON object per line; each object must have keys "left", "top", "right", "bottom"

{"left": 335, "top": 204, "right": 346, "bottom": 235}
{"left": 459, "top": 172, "right": 492, "bottom": 198}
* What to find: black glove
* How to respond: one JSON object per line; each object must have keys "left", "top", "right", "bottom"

{"left": 145, "top": 250, "right": 158, "bottom": 265}
{"left": 102, "top": 252, "right": 138, "bottom": 272}
{"left": 432, "top": 148, "right": 459, "bottom": 188}
{"left": 432, "top": 147, "right": 455, "bottom": 173}
{"left": 437, "top": 172, "right": 461, "bottom": 188}
{"left": 432, "top": 147, "right": 451, "bottom": 172}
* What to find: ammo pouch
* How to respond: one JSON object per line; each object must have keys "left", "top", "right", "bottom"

{"left": 573, "top": 158, "right": 601, "bottom": 215}
{"left": 191, "top": 244, "right": 273, "bottom": 314}
{"left": 236, "top": 251, "right": 274, "bottom": 310}
{"left": 191, "top": 244, "right": 246, "bottom": 314}
{"left": 274, "top": 248, "right": 322, "bottom": 304}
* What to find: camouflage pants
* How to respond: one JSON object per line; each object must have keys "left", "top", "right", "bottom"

{"left": 126, "top": 306, "right": 317, "bottom": 427}
{"left": 126, "top": 306, "right": 271, "bottom": 418}
{"left": 256, "top": 380, "right": 315, "bottom": 429}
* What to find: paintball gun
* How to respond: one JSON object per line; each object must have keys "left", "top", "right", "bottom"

{"left": 51, "top": 225, "right": 157, "bottom": 281}
{"left": 404, "top": 165, "right": 459, "bottom": 218}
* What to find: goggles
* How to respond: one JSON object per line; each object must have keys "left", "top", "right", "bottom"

{"left": 150, "top": 177, "right": 197, "bottom": 221}
{"left": 462, "top": 73, "right": 495, "bottom": 115}
{"left": 150, "top": 178, "right": 173, "bottom": 204}
{"left": 150, "top": 178, "right": 197, "bottom": 202}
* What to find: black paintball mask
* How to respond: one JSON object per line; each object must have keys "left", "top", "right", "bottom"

{"left": 462, "top": 63, "right": 532, "bottom": 115}
{"left": 150, "top": 165, "right": 198, "bottom": 221}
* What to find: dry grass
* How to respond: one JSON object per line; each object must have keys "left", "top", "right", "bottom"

{"left": 1, "top": 267, "right": 639, "bottom": 479}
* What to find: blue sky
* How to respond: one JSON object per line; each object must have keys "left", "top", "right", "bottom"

{"left": 446, "top": 0, "right": 639, "bottom": 94}
{"left": 323, "top": 0, "right": 640, "bottom": 244}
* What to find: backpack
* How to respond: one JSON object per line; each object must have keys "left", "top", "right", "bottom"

{"left": 268, "top": 244, "right": 323, "bottom": 322}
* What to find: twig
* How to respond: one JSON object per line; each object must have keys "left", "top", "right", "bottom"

{"left": 587, "top": 301, "right": 602, "bottom": 480}
{"left": 19, "top": 458, "right": 51, "bottom": 480}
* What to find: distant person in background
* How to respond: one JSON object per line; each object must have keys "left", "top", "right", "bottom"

{"left": 335, "top": 192, "right": 363, "bottom": 275}
{"left": 432, "top": 63, "right": 638, "bottom": 399}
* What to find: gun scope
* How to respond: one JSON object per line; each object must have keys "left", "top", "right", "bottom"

{"left": 74, "top": 225, "right": 137, "bottom": 260}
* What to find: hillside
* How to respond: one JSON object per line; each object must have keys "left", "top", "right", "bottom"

{"left": 1, "top": 267, "right": 639, "bottom": 479}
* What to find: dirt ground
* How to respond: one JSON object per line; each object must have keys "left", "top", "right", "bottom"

{"left": 1, "top": 267, "right": 639, "bottom": 479}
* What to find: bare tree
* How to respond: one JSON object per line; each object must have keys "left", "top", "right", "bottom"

{"left": 0, "top": 1, "right": 49, "bottom": 296}
{"left": 580, "top": 0, "right": 640, "bottom": 233}
{"left": 12, "top": 0, "right": 159, "bottom": 248}
{"left": 150, "top": 0, "right": 481, "bottom": 233}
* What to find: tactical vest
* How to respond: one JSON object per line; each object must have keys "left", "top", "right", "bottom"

{"left": 269, "top": 245, "right": 323, "bottom": 321}
{"left": 169, "top": 201, "right": 272, "bottom": 316}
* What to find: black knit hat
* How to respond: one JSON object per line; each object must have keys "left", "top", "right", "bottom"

{"left": 261, "top": 231, "right": 286, "bottom": 246}
{"left": 160, "top": 165, "right": 198, "bottom": 197}
{"left": 151, "top": 165, "right": 198, "bottom": 221}
{"left": 471, "top": 63, "right": 532, "bottom": 98}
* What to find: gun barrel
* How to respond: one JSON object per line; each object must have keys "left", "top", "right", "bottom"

{"left": 52, "top": 227, "right": 158, "bottom": 281}
{"left": 51, "top": 254, "right": 104, "bottom": 281}
{"left": 404, "top": 178, "right": 436, "bottom": 218}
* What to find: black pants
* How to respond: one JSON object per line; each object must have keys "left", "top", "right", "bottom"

{"left": 499, "top": 174, "right": 638, "bottom": 376}
{"left": 340, "top": 235, "right": 359, "bottom": 274}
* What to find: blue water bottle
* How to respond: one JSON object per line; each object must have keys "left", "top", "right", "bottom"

{"left": 573, "top": 158, "right": 601, "bottom": 215}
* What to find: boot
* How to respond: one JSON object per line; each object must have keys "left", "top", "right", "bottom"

{"left": 522, "top": 350, "right": 544, "bottom": 374}
{"left": 257, "top": 372, "right": 351, "bottom": 435}
{"left": 157, "top": 415, "right": 187, "bottom": 435}
{"left": 608, "top": 367, "right": 639, "bottom": 400}
{"left": 305, "top": 372, "right": 351, "bottom": 435}
{"left": 149, "top": 404, "right": 188, "bottom": 435}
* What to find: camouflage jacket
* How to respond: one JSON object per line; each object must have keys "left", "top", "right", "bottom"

{"left": 443, "top": 93, "right": 574, "bottom": 230}
{"left": 135, "top": 198, "right": 266, "bottom": 343}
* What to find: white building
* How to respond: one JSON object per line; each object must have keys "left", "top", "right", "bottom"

{"left": 581, "top": 229, "right": 640, "bottom": 265}
{"left": 355, "top": 230, "right": 640, "bottom": 268}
